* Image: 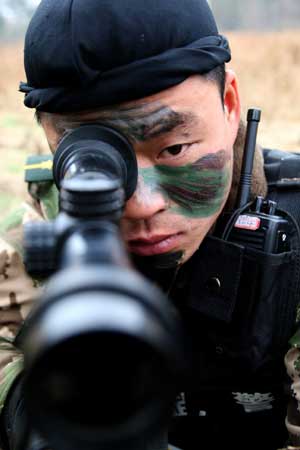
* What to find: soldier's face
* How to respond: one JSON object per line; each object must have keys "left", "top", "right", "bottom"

{"left": 42, "top": 72, "right": 240, "bottom": 265}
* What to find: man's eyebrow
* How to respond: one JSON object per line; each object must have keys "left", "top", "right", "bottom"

{"left": 60, "top": 104, "right": 198, "bottom": 142}
{"left": 105, "top": 105, "right": 198, "bottom": 141}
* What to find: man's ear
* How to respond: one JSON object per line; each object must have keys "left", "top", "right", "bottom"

{"left": 39, "top": 112, "right": 61, "bottom": 153}
{"left": 223, "top": 69, "right": 241, "bottom": 141}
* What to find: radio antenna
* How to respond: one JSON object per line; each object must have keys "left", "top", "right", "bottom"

{"left": 236, "top": 108, "right": 261, "bottom": 209}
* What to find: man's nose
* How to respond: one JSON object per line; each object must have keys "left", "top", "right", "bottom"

{"left": 123, "top": 175, "right": 167, "bottom": 220}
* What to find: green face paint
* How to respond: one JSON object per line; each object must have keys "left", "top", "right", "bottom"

{"left": 139, "top": 150, "right": 231, "bottom": 218}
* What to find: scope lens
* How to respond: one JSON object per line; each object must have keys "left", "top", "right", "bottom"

{"left": 30, "top": 332, "right": 170, "bottom": 427}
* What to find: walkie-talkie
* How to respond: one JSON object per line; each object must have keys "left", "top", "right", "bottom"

{"left": 221, "top": 108, "right": 290, "bottom": 253}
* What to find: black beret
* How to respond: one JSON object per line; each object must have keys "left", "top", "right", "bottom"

{"left": 20, "top": 0, "right": 231, "bottom": 112}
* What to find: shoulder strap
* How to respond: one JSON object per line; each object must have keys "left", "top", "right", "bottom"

{"left": 264, "top": 148, "right": 300, "bottom": 225}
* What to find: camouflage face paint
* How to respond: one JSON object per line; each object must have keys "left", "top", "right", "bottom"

{"left": 140, "top": 150, "right": 230, "bottom": 218}
{"left": 57, "top": 104, "right": 196, "bottom": 143}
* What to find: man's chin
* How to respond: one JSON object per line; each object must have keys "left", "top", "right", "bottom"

{"left": 131, "top": 250, "right": 184, "bottom": 270}
{"left": 130, "top": 250, "right": 184, "bottom": 291}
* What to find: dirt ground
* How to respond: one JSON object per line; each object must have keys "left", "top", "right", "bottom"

{"left": 0, "top": 30, "right": 300, "bottom": 214}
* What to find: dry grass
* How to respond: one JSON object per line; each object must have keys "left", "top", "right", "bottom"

{"left": 0, "top": 31, "right": 300, "bottom": 212}
{"left": 228, "top": 30, "right": 300, "bottom": 151}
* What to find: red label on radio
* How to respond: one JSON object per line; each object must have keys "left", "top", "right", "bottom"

{"left": 234, "top": 215, "right": 261, "bottom": 231}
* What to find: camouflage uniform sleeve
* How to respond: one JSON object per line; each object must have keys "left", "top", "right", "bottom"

{"left": 0, "top": 156, "right": 58, "bottom": 418}
{"left": 0, "top": 202, "right": 44, "bottom": 413}
{"left": 284, "top": 330, "right": 300, "bottom": 449}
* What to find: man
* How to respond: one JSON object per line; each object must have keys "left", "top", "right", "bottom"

{"left": 0, "top": 0, "right": 299, "bottom": 449}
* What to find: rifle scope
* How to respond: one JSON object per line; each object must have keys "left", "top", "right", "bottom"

{"left": 19, "top": 125, "right": 186, "bottom": 450}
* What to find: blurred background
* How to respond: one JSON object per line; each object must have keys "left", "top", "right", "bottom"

{"left": 0, "top": 0, "right": 300, "bottom": 215}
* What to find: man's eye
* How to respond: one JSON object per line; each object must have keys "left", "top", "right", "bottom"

{"left": 164, "top": 144, "right": 184, "bottom": 156}
{"left": 158, "top": 142, "right": 196, "bottom": 161}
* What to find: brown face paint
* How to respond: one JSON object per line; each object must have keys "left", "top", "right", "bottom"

{"left": 140, "top": 150, "right": 231, "bottom": 218}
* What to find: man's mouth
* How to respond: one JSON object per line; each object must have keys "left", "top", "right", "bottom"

{"left": 128, "top": 233, "right": 183, "bottom": 256}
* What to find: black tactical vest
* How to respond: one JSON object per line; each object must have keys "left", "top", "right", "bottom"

{"left": 168, "top": 149, "right": 300, "bottom": 450}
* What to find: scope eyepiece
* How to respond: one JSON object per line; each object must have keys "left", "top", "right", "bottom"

{"left": 53, "top": 124, "right": 138, "bottom": 201}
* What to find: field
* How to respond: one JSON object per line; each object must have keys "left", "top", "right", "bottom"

{"left": 0, "top": 31, "right": 300, "bottom": 215}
